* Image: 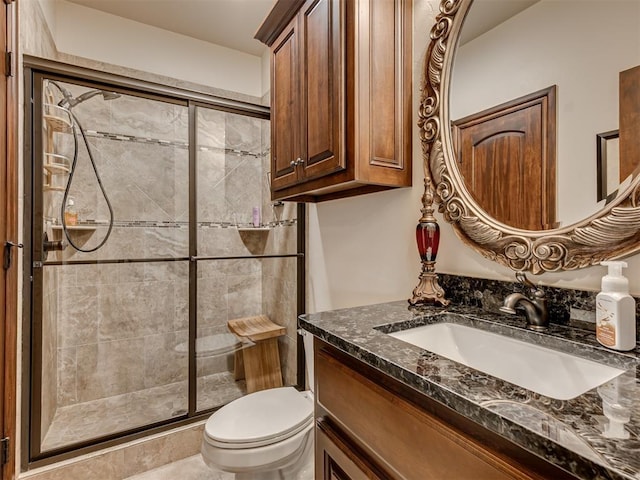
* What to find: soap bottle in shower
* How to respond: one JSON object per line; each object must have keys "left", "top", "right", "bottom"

{"left": 64, "top": 196, "right": 78, "bottom": 226}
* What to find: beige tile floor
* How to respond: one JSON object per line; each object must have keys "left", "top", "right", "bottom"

{"left": 125, "top": 455, "right": 230, "bottom": 480}
{"left": 125, "top": 453, "right": 315, "bottom": 480}
{"left": 126, "top": 435, "right": 314, "bottom": 480}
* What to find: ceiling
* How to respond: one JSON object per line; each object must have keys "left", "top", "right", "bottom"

{"left": 65, "top": 0, "right": 276, "bottom": 56}
{"left": 459, "top": 0, "right": 539, "bottom": 45}
{"left": 64, "top": 0, "right": 539, "bottom": 57}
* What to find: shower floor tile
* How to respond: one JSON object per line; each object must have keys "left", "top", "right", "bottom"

{"left": 41, "top": 372, "right": 246, "bottom": 451}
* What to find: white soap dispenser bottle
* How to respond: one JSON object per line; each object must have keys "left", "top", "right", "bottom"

{"left": 596, "top": 261, "right": 636, "bottom": 351}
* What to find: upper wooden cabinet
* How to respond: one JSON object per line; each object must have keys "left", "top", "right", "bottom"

{"left": 256, "top": 0, "right": 412, "bottom": 202}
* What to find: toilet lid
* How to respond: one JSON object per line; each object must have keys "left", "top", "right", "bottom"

{"left": 204, "top": 387, "right": 313, "bottom": 447}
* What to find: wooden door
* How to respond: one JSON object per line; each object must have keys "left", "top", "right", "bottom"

{"left": 453, "top": 86, "right": 557, "bottom": 231}
{"left": 619, "top": 65, "right": 640, "bottom": 183}
{"left": 298, "top": 0, "right": 345, "bottom": 181}
{"left": 271, "top": 20, "right": 300, "bottom": 191}
{"left": 1, "top": 1, "right": 17, "bottom": 478}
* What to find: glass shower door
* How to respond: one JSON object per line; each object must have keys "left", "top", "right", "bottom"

{"left": 194, "top": 106, "right": 300, "bottom": 412}
{"left": 27, "top": 69, "right": 299, "bottom": 464}
{"left": 33, "top": 76, "right": 190, "bottom": 454}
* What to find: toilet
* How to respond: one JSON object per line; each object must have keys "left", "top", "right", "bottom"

{"left": 201, "top": 329, "right": 315, "bottom": 479}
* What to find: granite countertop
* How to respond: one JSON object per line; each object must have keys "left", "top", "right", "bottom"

{"left": 298, "top": 301, "right": 640, "bottom": 480}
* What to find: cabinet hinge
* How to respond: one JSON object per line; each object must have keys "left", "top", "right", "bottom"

{"left": 4, "top": 51, "right": 12, "bottom": 77}
{"left": 1, "top": 437, "right": 9, "bottom": 466}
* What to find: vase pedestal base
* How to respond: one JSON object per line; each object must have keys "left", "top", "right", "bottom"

{"left": 409, "top": 262, "right": 449, "bottom": 307}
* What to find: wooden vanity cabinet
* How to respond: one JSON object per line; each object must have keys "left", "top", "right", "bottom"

{"left": 313, "top": 338, "right": 579, "bottom": 480}
{"left": 256, "top": 0, "right": 412, "bottom": 202}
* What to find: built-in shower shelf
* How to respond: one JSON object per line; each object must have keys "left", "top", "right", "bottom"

{"left": 51, "top": 225, "right": 97, "bottom": 232}
{"left": 43, "top": 104, "right": 73, "bottom": 133}
{"left": 237, "top": 227, "right": 271, "bottom": 232}
{"left": 43, "top": 153, "right": 71, "bottom": 174}
{"left": 43, "top": 185, "right": 66, "bottom": 192}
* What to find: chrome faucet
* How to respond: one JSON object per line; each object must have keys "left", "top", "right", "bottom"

{"left": 499, "top": 272, "right": 549, "bottom": 331}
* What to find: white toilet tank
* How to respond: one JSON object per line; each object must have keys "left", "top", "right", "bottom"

{"left": 300, "top": 329, "right": 314, "bottom": 392}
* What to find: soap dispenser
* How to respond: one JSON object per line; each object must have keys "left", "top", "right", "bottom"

{"left": 596, "top": 261, "right": 636, "bottom": 351}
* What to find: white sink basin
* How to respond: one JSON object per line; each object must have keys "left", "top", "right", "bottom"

{"left": 388, "top": 322, "right": 625, "bottom": 400}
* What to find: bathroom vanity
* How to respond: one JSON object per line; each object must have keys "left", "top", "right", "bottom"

{"left": 300, "top": 302, "right": 640, "bottom": 480}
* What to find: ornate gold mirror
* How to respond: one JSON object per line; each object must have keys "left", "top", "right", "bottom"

{"left": 420, "top": 0, "right": 640, "bottom": 274}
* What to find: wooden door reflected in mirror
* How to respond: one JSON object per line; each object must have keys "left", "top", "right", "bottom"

{"left": 453, "top": 86, "right": 556, "bottom": 231}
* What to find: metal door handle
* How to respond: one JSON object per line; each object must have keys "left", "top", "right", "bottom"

{"left": 3, "top": 241, "right": 23, "bottom": 270}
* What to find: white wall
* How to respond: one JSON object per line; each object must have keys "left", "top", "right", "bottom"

{"left": 261, "top": 49, "right": 271, "bottom": 98}
{"left": 306, "top": 1, "right": 439, "bottom": 313}
{"left": 306, "top": 0, "right": 640, "bottom": 314}
{"left": 49, "top": 0, "right": 264, "bottom": 98}
{"left": 38, "top": 0, "right": 57, "bottom": 34}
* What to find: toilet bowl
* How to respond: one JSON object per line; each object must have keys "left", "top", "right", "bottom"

{"left": 201, "top": 329, "right": 315, "bottom": 479}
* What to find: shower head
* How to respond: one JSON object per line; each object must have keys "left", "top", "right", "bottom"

{"left": 101, "top": 91, "right": 121, "bottom": 101}
{"left": 58, "top": 89, "right": 121, "bottom": 109}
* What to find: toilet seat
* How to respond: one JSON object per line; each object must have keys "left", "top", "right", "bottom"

{"left": 204, "top": 387, "right": 313, "bottom": 449}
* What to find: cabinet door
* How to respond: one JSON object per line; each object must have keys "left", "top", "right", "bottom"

{"left": 316, "top": 419, "right": 388, "bottom": 480}
{"left": 271, "top": 20, "right": 301, "bottom": 191}
{"left": 353, "top": 0, "right": 412, "bottom": 187}
{"left": 299, "top": 0, "right": 345, "bottom": 181}
{"left": 316, "top": 344, "right": 543, "bottom": 480}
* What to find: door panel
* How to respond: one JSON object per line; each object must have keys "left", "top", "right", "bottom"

{"left": 453, "top": 87, "right": 557, "bottom": 231}
{"left": 299, "top": 0, "right": 345, "bottom": 180}
{"left": 620, "top": 65, "right": 640, "bottom": 183}
{"left": 460, "top": 114, "right": 539, "bottom": 230}
{"left": 316, "top": 419, "right": 386, "bottom": 480}
{"left": 271, "top": 23, "right": 300, "bottom": 190}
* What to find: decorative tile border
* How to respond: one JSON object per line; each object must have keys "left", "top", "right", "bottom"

{"left": 85, "top": 129, "right": 266, "bottom": 158}
{"left": 50, "top": 219, "right": 297, "bottom": 229}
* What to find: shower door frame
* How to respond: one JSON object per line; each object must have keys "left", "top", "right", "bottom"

{"left": 22, "top": 57, "right": 306, "bottom": 469}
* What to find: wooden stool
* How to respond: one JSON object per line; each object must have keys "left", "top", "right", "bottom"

{"left": 228, "top": 315, "right": 286, "bottom": 394}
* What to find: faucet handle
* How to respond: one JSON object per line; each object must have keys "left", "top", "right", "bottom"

{"left": 515, "top": 271, "right": 540, "bottom": 291}
{"left": 515, "top": 271, "right": 532, "bottom": 287}
{"left": 516, "top": 272, "right": 546, "bottom": 302}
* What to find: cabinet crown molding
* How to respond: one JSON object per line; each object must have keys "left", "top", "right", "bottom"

{"left": 254, "top": 0, "right": 306, "bottom": 47}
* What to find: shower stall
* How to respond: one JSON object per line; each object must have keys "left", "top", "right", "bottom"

{"left": 23, "top": 60, "right": 303, "bottom": 466}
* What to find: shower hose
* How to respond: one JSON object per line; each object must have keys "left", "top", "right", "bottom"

{"left": 49, "top": 81, "right": 114, "bottom": 252}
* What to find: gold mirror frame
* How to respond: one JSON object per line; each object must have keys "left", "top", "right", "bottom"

{"left": 421, "top": 0, "right": 640, "bottom": 274}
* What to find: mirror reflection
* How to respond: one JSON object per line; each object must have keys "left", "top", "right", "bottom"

{"left": 450, "top": 0, "right": 640, "bottom": 230}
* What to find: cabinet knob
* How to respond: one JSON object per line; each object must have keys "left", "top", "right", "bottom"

{"left": 290, "top": 158, "right": 303, "bottom": 167}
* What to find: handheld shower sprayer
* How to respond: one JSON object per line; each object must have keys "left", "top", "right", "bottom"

{"left": 46, "top": 80, "right": 119, "bottom": 254}
{"left": 58, "top": 88, "right": 121, "bottom": 109}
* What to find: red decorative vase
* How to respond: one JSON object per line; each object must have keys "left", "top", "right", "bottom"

{"left": 416, "top": 220, "right": 440, "bottom": 262}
